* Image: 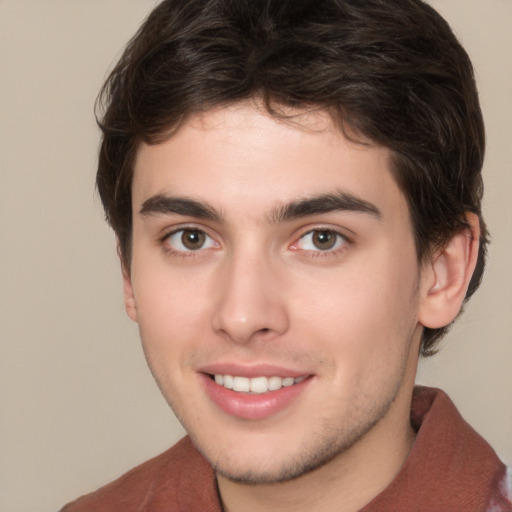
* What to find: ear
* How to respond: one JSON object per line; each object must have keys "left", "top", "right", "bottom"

{"left": 118, "top": 242, "right": 138, "bottom": 323}
{"left": 418, "top": 213, "right": 480, "bottom": 329}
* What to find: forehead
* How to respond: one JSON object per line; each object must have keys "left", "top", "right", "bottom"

{"left": 131, "top": 103, "right": 405, "bottom": 221}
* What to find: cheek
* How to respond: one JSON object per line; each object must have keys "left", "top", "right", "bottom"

{"left": 292, "top": 256, "right": 419, "bottom": 368}
{"left": 132, "top": 271, "right": 207, "bottom": 405}
{"left": 131, "top": 264, "right": 211, "bottom": 351}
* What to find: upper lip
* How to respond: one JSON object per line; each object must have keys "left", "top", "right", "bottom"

{"left": 198, "top": 363, "right": 311, "bottom": 379}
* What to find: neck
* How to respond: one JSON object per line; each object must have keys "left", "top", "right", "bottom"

{"left": 217, "top": 385, "right": 417, "bottom": 512}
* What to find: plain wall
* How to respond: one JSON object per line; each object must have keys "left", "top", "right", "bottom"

{"left": 0, "top": 1, "right": 510, "bottom": 511}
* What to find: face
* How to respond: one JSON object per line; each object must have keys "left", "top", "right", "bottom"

{"left": 125, "top": 103, "right": 425, "bottom": 484}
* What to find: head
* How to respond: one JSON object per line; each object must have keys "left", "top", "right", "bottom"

{"left": 95, "top": 0, "right": 486, "bottom": 489}
{"left": 96, "top": 0, "right": 487, "bottom": 357}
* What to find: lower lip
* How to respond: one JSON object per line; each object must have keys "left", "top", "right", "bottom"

{"left": 200, "top": 374, "right": 311, "bottom": 420}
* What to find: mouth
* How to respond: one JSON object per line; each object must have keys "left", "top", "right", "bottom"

{"left": 210, "top": 374, "right": 307, "bottom": 394}
{"left": 201, "top": 370, "right": 313, "bottom": 420}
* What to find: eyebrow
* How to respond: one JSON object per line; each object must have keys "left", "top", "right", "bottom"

{"left": 139, "top": 191, "right": 381, "bottom": 224}
{"left": 140, "top": 194, "right": 223, "bottom": 222}
{"left": 269, "top": 191, "right": 381, "bottom": 223}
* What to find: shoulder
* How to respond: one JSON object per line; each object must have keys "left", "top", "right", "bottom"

{"left": 362, "top": 387, "right": 512, "bottom": 512}
{"left": 487, "top": 467, "right": 512, "bottom": 512}
{"left": 59, "top": 437, "right": 215, "bottom": 512}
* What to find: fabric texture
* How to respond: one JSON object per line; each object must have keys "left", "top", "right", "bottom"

{"left": 60, "top": 387, "right": 511, "bottom": 512}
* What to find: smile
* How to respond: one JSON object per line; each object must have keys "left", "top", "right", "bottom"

{"left": 213, "top": 374, "right": 307, "bottom": 394}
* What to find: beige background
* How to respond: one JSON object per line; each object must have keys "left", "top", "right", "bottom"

{"left": 0, "top": 1, "right": 510, "bottom": 511}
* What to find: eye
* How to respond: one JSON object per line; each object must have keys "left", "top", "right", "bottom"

{"left": 165, "top": 228, "right": 217, "bottom": 252}
{"left": 294, "top": 229, "right": 346, "bottom": 252}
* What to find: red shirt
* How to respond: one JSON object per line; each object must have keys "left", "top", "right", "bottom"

{"left": 60, "top": 387, "right": 511, "bottom": 512}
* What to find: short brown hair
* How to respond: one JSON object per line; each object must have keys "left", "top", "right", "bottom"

{"left": 96, "top": 0, "right": 488, "bottom": 355}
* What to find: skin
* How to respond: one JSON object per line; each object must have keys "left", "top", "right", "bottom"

{"left": 123, "top": 102, "right": 479, "bottom": 512}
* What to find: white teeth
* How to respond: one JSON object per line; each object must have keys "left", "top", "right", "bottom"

{"left": 213, "top": 374, "right": 306, "bottom": 394}
{"left": 282, "top": 377, "right": 294, "bottom": 387}
{"left": 232, "top": 376, "right": 250, "bottom": 392}
{"left": 223, "top": 375, "right": 234, "bottom": 389}
{"left": 250, "top": 376, "right": 268, "bottom": 393}
{"left": 268, "top": 376, "right": 282, "bottom": 391}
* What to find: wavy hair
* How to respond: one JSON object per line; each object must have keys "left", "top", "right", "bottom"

{"left": 96, "top": 0, "right": 488, "bottom": 355}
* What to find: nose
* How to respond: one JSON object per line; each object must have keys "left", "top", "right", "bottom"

{"left": 211, "top": 251, "right": 290, "bottom": 345}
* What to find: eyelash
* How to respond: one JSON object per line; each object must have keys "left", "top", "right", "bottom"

{"left": 290, "top": 228, "right": 351, "bottom": 259}
{"left": 159, "top": 226, "right": 352, "bottom": 259}
{"left": 161, "top": 227, "right": 219, "bottom": 259}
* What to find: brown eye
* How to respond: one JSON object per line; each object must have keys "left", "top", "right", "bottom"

{"left": 181, "top": 229, "right": 206, "bottom": 250}
{"left": 294, "top": 229, "right": 346, "bottom": 252}
{"left": 165, "top": 228, "right": 216, "bottom": 252}
{"left": 311, "top": 230, "right": 337, "bottom": 250}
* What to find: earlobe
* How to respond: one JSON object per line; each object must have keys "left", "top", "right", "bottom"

{"left": 122, "top": 267, "right": 138, "bottom": 323}
{"left": 118, "top": 244, "right": 138, "bottom": 323}
{"left": 418, "top": 213, "right": 480, "bottom": 329}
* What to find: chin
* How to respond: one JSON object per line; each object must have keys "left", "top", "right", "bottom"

{"left": 213, "top": 449, "right": 338, "bottom": 485}
{"left": 190, "top": 412, "right": 383, "bottom": 486}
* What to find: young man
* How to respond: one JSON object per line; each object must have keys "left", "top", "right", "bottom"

{"left": 61, "top": 0, "right": 511, "bottom": 510}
